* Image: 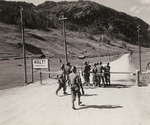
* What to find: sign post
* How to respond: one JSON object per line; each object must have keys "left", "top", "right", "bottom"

{"left": 31, "top": 58, "right": 50, "bottom": 83}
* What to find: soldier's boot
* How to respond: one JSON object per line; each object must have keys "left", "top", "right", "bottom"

{"left": 63, "top": 87, "right": 67, "bottom": 95}
{"left": 56, "top": 87, "right": 61, "bottom": 95}
{"left": 101, "top": 82, "right": 105, "bottom": 88}
{"left": 72, "top": 101, "right": 75, "bottom": 109}
{"left": 78, "top": 98, "right": 82, "bottom": 105}
{"left": 63, "top": 91, "right": 67, "bottom": 95}
{"left": 56, "top": 90, "right": 58, "bottom": 95}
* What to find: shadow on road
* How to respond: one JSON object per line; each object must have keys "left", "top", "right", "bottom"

{"left": 59, "top": 94, "right": 71, "bottom": 97}
{"left": 77, "top": 104, "right": 123, "bottom": 110}
{"left": 82, "top": 94, "right": 98, "bottom": 96}
{"left": 104, "top": 84, "right": 133, "bottom": 88}
{"left": 83, "top": 86, "right": 97, "bottom": 89}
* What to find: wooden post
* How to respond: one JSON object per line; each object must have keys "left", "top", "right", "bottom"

{"left": 99, "top": 37, "right": 101, "bottom": 62}
{"left": 136, "top": 70, "right": 140, "bottom": 86}
{"left": 137, "top": 25, "right": 141, "bottom": 73}
{"left": 31, "top": 58, "right": 34, "bottom": 83}
{"left": 20, "top": 7, "right": 27, "bottom": 85}
{"left": 40, "top": 71, "right": 42, "bottom": 85}
{"left": 48, "top": 58, "right": 50, "bottom": 78}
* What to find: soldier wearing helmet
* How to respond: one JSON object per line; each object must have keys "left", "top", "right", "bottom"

{"left": 65, "top": 62, "right": 72, "bottom": 86}
{"left": 104, "top": 62, "right": 111, "bottom": 85}
{"left": 97, "top": 61, "right": 105, "bottom": 87}
{"left": 69, "top": 66, "right": 82, "bottom": 109}
{"left": 56, "top": 64, "right": 67, "bottom": 95}
{"left": 83, "top": 61, "right": 91, "bottom": 86}
{"left": 92, "top": 63, "right": 98, "bottom": 86}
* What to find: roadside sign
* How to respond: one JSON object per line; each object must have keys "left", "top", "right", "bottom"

{"left": 33, "top": 59, "right": 48, "bottom": 69}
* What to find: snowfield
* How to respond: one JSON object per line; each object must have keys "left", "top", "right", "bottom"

{"left": 0, "top": 54, "right": 150, "bottom": 125}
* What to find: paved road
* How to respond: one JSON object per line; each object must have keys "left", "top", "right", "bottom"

{"left": 0, "top": 54, "right": 150, "bottom": 125}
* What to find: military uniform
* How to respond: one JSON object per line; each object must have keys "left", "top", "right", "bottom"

{"left": 83, "top": 61, "right": 90, "bottom": 85}
{"left": 56, "top": 69, "right": 67, "bottom": 95}
{"left": 104, "top": 63, "right": 111, "bottom": 85}
{"left": 97, "top": 62, "right": 105, "bottom": 87}
{"left": 92, "top": 63, "right": 98, "bottom": 86}
{"left": 65, "top": 62, "right": 72, "bottom": 86}
{"left": 69, "top": 67, "right": 82, "bottom": 109}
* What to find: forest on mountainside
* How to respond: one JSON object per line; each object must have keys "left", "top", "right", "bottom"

{"left": 0, "top": 1, "right": 150, "bottom": 47}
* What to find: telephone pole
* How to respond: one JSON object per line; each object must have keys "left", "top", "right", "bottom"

{"left": 107, "top": 45, "right": 110, "bottom": 62}
{"left": 137, "top": 25, "right": 141, "bottom": 73}
{"left": 20, "top": 7, "right": 27, "bottom": 85}
{"left": 99, "top": 37, "right": 101, "bottom": 62}
{"left": 59, "top": 15, "right": 68, "bottom": 63}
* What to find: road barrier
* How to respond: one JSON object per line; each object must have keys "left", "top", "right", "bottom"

{"left": 39, "top": 68, "right": 150, "bottom": 86}
{"left": 39, "top": 70, "right": 138, "bottom": 85}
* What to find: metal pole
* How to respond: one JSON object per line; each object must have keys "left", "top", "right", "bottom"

{"left": 137, "top": 25, "right": 141, "bottom": 73}
{"left": 20, "top": 7, "right": 27, "bottom": 85}
{"left": 59, "top": 15, "right": 68, "bottom": 63}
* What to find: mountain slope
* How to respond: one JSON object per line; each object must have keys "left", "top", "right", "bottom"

{"left": 0, "top": 22, "right": 149, "bottom": 60}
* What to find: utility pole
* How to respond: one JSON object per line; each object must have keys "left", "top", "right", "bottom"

{"left": 99, "top": 37, "right": 101, "bottom": 62}
{"left": 107, "top": 45, "right": 110, "bottom": 62}
{"left": 59, "top": 15, "right": 68, "bottom": 63}
{"left": 20, "top": 7, "right": 27, "bottom": 85}
{"left": 137, "top": 25, "right": 141, "bottom": 73}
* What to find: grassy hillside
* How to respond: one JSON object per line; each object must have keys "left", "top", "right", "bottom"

{"left": 0, "top": 22, "right": 149, "bottom": 60}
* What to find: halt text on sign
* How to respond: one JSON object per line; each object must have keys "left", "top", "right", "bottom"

{"left": 33, "top": 59, "right": 48, "bottom": 69}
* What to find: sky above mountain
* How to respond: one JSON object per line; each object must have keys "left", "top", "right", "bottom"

{"left": 6, "top": 0, "right": 150, "bottom": 25}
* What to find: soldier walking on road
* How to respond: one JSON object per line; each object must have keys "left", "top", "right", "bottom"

{"left": 65, "top": 62, "right": 72, "bottom": 86}
{"left": 69, "top": 66, "right": 82, "bottom": 109}
{"left": 56, "top": 64, "right": 67, "bottom": 95}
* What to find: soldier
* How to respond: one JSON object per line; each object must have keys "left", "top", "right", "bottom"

{"left": 56, "top": 64, "right": 67, "bottom": 95}
{"left": 83, "top": 61, "right": 91, "bottom": 86}
{"left": 65, "top": 62, "right": 72, "bottom": 86}
{"left": 104, "top": 62, "right": 111, "bottom": 85}
{"left": 69, "top": 66, "right": 82, "bottom": 109}
{"left": 97, "top": 61, "right": 105, "bottom": 87}
{"left": 92, "top": 63, "right": 98, "bottom": 86}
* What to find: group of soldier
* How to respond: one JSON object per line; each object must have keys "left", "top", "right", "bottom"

{"left": 83, "top": 61, "right": 111, "bottom": 87}
{"left": 55, "top": 61, "right": 111, "bottom": 109}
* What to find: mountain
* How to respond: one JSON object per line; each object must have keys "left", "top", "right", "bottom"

{"left": 37, "top": 1, "right": 150, "bottom": 47}
{"left": 0, "top": 0, "right": 150, "bottom": 58}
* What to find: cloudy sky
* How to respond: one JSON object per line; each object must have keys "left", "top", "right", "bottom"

{"left": 6, "top": 0, "right": 150, "bottom": 25}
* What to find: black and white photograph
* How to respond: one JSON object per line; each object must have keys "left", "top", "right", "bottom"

{"left": 0, "top": 0, "right": 150, "bottom": 124}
